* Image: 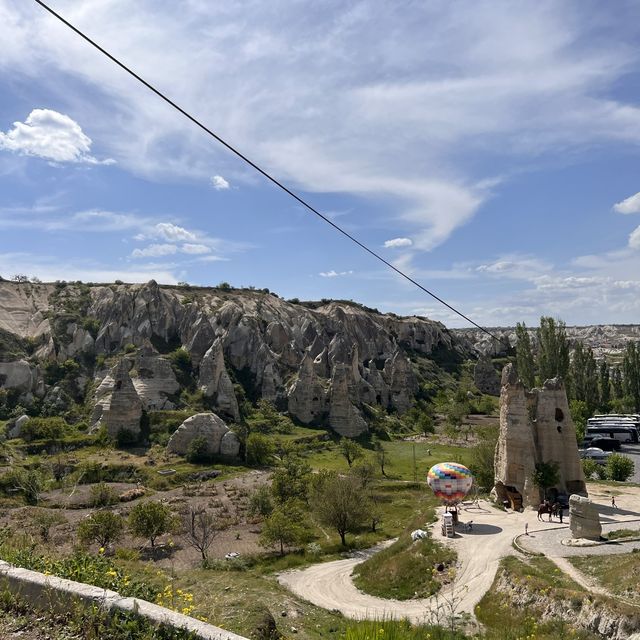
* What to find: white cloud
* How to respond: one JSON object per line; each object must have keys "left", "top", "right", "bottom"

{"left": 131, "top": 244, "right": 177, "bottom": 258}
{"left": 0, "top": 252, "right": 179, "bottom": 285}
{"left": 0, "top": 109, "right": 113, "bottom": 165}
{"left": 319, "top": 270, "right": 353, "bottom": 278}
{"left": 384, "top": 237, "right": 413, "bottom": 248}
{"left": 613, "top": 192, "right": 640, "bottom": 214}
{"left": 181, "top": 243, "right": 210, "bottom": 254}
{"left": 6, "top": 2, "right": 640, "bottom": 250}
{"left": 211, "top": 175, "right": 230, "bottom": 190}
{"left": 629, "top": 225, "right": 640, "bottom": 249}
{"left": 153, "top": 223, "right": 196, "bottom": 242}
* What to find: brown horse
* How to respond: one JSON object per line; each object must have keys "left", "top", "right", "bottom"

{"left": 537, "top": 501, "right": 562, "bottom": 521}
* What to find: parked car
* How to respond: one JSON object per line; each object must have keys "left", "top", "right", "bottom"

{"left": 582, "top": 437, "right": 621, "bottom": 451}
{"left": 579, "top": 447, "right": 610, "bottom": 464}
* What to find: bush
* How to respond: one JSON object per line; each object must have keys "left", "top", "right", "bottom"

{"left": 129, "top": 501, "right": 176, "bottom": 550}
{"left": 20, "top": 417, "right": 68, "bottom": 442}
{"left": 78, "top": 510, "right": 125, "bottom": 549}
{"left": 606, "top": 453, "right": 635, "bottom": 482}
{"left": 116, "top": 428, "right": 138, "bottom": 447}
{"left": 246, "top": 432, "right": 275, "bottom": 466}
{"left": 89, "top": 482, "right": 118, "bottom": 507}
{"left": 185, "top": 436, "right": 212, "bottom": 464}
{"left": 581, "top": 459, "right": 600, "bottom": 480}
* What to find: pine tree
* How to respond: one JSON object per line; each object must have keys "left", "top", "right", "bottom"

{"left": 584, "top": 346, "right": 599, "bottom": 415}
{"left": 537, "top": 317, "right": 570, "bottom": 382}
{"left": 612, "top": 366, "right": 623, "bottom": 399}
{"left": 570, "top": 342, "right": 587, "bottom": 401}
{"left": 599, "top": 360, "right": 611, "bottom": 412}
{"left": 623, "top": 342, "right": 640, "bottom": 412}
{"left": 515, "top": 322, "right": 535, "bottom": 388}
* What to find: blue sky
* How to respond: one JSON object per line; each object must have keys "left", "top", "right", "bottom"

{"left": 1, "top": 0, "right": 640, "bottom": 327}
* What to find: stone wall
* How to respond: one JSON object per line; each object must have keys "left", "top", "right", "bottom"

{"left": 0, "top": 560, "right": 248, "bottom": 640}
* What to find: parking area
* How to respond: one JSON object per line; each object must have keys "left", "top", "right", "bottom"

{"left": 621, "top": 444, "right": 640, "bottom": 483}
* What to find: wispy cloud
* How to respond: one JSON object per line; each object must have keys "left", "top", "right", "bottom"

{"left": 319, "top": 269, "right": 353, "bottom": 278}
{"left": 4, "top": 2, "right": 639, "bottom": 251}
{"left": 0, "top": 109, "right": 113, "bottom": 165}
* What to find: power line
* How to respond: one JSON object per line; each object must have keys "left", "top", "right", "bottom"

{"left": 33, "top": 0, "right": 508, "bottom": 345}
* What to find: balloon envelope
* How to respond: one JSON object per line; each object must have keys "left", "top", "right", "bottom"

{"left": 427, "top": 462, "right": 473, "bottom": 505}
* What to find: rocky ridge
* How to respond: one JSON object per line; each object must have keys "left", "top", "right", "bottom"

{"left": 0, "top": 280, "right": 467, "bottom": 436}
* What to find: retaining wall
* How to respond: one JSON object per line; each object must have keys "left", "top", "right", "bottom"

{"left": 0, "top": 560, "right": 248, "bottom": 640}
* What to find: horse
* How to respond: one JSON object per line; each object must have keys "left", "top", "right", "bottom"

{"left": 537, "top": 501, "right": 561, "bottom": 521}
{"left": 537, "top": 501, "right": 552, "bottom": 521}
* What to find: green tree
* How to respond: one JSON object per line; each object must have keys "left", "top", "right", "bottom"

{"left": 372, "top": 437, "right": 388, "bottom": 477}
{"left": 605, "top": 453, "right": 635, "bottom": 482}
{"left": 11, "top": 469, "right": 45, "bottom": 505}
{"left": 569, "top": 399, "right": 589, "bottom": 443}
{"left": 310, "top": 471, "right": 369, "bottom": 546}
{"left": 581, "top": 459, "right": 600, "bottom": 481}
{"left": 537, "top": 317, "right": 570, "bottom": 382}
{"left": 339, "top": 438, "right": 364, "bottom": 468}
{"left": 246, "top": 432, "right": 275, "bottom": 466}
{"left": 623, "top": 342, "right": 640, "bottom": 411}
{"left": 78, "top": 510, "right": 125, "bottom": 550}
{"left": 583, "top": 346, "right": 600, "bottom": 415}
{"left": 20, "top": 417, "right": 68, "bottom": 442}
{"left": 128, "top": 501, "right": 176, "bottom": 551}
{"left": 612, "top": 366, "right": 624, "bottom": 399}
{"left": 248, "top": 485, "right": 274, "bottom": 518}
{"left": 599, "top": 360, "right": 611, "bottom": 412}
{"left": 89, "top": 482, "right": 118, "bottom": 507}
{"left": 259, "top": 501, "right": 308, "bottom": 556}
{"left": 532, "top": 461, "right": 560, "bottom": 501}
{"left": 271, "top": 450, "right": 311, "bottom": 504}
{"left": 468, "top": 425, "right": 498, "bottom": 491}
{"left": 515, "top": 322, "right": 535, "bottom": 388}
{"left": 28, "top": 508, "right": 66, "bottom": 543}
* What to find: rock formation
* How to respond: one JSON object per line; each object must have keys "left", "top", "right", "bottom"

{"left": 569, "top": 494, "right": 602, "bottom": 540}
{"left": 167, "top": 412, "right": 239, "bottom": 458}
{"left": 131, "top": 353, "right": 179, "bottom": 411}
{"left": 198, "top": 339, "right": 240, "bottom": 421}
{"left": 474, "top": 355, "right": 501, "bottom": 396}
{"left": 328, "top": 364, "right": 368, "bottom": 437}
{"left": 6, "top": 414, "right": 29, "bottom": 439}
{"left": 0, "top": 280, "right": 470, "bottom": 437}
{"left": 493, "top": 363, "right": 587, "bottom": 508}
{"left": 90, "top": 359, "right": 143, "bottom": 439}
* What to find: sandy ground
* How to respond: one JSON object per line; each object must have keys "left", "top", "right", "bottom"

{"left": 278, "top": 483, "right": 640, "bottom": 623}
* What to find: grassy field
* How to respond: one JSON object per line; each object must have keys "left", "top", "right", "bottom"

{"left": 570, "top": 552, "right": 640, "bottom": 602}
{"left": 475, "top": 556, "right": 599, "bottom": 640}
{"left": 303, "top": 438, "right": 472, "bottom": 480}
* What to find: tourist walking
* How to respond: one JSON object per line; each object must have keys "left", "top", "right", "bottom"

{"left": 611, "top": 496, "right": 617, "bottom": 509}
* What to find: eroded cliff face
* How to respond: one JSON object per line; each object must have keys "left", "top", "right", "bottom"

{"left": 0, "top": 280, "right": 467, "bottom": 435}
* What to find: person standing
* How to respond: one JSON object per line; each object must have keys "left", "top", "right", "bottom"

{"left": 525, "top": 522, "right": 529, "bottom": 535}
{"left": 612, "top": 496, "right": 617, "bottom": 509}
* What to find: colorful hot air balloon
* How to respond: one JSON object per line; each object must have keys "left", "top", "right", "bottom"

{"left": 427, "top": 462, "right": 474, "bottom": 506}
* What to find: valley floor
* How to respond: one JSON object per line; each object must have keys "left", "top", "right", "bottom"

{"left": 278, "top": 483, "right": 640, "bottom": 623}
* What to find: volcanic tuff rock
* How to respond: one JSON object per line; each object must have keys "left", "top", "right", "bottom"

{"left": 0, "top": 280, "right": 468, "bottom": 435}
{"left": 569, "top": 494, "right": 602, "bottom": 540}
{"left": 167, "top": 412, "right": 239, "bottom": 458}
{"left": 493, "top": 363, "right": 586, "bottom": 508}
{"left": 90, "top": 359, "right": 143, "bottom": 439}
{"left": 474, "top": 355, "right": 501, "bottom": 396}
{"left": 131, "top": 352, "right": 179, "bottom": 411}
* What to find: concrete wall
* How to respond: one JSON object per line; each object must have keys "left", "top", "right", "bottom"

{"left": 0, "top": 560, "right": 248, "bottom": 640}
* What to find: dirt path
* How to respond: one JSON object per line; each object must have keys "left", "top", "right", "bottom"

{"left": 279, "top": 500, "right": 536, "bottom": 622}
{"left": 278, "top": 484, "right": 640, "bottom": 622}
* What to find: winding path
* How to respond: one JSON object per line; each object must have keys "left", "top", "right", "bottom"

{"left": 278, "top": 486, "right": 640, "bottom": 622}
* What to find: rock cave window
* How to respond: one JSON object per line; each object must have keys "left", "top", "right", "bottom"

{"left": 555, "top": 408, "right": 564, "bottom": 422}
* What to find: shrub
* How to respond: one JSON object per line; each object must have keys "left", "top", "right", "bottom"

{"left": 606, "top": 453, "right": 635, "bottom": 482}
{"left": 129, "top": 501, "right": 176, "bottom": 550}
{"left": 78, "top": 510, "right": 125, "bottom": 549}
{"left": 246, "top": 432, "right": 275, "bottom": 466}
{"left": 89, "top": 482, "right": 118, "bottom": 507}
{"left": 116, "top": 428, "right": 138, "bottom": 447}
{"left": 185, "top": 436, "right": 212, "bottom": 464}
{"left": 20, "top": 417, "right": 68, "bottom": 442}
{"left": 581, "top": 459, "right": 600, "bottom": 480}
